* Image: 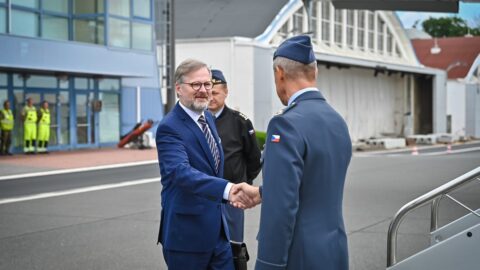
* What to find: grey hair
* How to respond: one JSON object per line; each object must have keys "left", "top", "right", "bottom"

{"left": 273, "top": 57, "right": 317, "bottom": 81}
{"left": 174, "top": 59, "right": 211, "bottom": 83}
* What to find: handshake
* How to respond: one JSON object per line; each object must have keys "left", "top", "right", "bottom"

{"left": 228, "top": 183, "right": 261, "bottom": 209}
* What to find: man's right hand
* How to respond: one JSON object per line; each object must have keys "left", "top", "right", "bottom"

{"left": 228, "top": 183, "right": 261, "bottom": 209}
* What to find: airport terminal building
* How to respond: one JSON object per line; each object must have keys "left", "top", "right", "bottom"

{"left": 0, "top": 0, "right": 162, "bottom": 152}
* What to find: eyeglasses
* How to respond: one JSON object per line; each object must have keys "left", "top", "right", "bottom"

{"left": 180, "top": 81, "right": 214, "bottom": 91}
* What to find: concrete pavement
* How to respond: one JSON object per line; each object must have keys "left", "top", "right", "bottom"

{"left": 0, "top": 147, "right": 158, "bottom": 177}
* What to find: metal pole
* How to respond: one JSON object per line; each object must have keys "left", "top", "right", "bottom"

{"left": 165, "top": 0, "right": 176, "bottom": 113}
{"left": 430, "top": 196, "right": 443, "bottom": 232}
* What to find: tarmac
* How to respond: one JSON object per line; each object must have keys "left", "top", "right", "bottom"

{"left": 0, "top": 147, "right": 158, "bottom": 176}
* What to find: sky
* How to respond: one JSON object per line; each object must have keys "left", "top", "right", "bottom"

{"left": 396, "top": 3, "right": 480, "bottom": 29}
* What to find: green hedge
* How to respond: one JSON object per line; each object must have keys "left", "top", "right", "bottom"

{"left": 255, "top": 131, "right": 266, "bottom": 150}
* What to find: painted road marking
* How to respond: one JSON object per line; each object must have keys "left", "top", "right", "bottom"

{"left": 0, "top": 177, "right": 160, "bottom": 205}
{"left": 0, "top": 160, "right": 158, "bottom": 181}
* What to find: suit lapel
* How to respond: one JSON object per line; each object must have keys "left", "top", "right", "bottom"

{"left": 174, "top": 104, "right": 217, "bottom": 174}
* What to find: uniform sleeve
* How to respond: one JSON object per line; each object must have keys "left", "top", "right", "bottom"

{"left": 256, "top": 116, "right": 304, "bottom": 270}
{"left": 242, "top": 118, "right": 262, "bottom": 184}
{"left": 156, "top": 123, "right": 228, "bottom": 202}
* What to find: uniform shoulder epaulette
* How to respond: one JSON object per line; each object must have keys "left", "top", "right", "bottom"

{"left": 232, "top": 109, "right": 250, "bottom": 121}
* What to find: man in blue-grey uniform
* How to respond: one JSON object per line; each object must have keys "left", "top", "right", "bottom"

{"left": 232, "top": 35, "right": 352, "bottom": 270}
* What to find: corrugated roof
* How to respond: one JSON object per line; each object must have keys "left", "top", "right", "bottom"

{"left": 174, "top": 0, "right": 289, "bottom": 39}
{"left": 411, "top": 36, "right": 480, "bottom": 79}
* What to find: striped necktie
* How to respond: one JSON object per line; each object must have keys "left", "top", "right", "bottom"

{"left": 198, "top": 115, "right": 220, "bottom": 173}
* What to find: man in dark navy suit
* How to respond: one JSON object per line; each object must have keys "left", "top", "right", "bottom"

{"left": 156, "top": 59, "right": 253, "bottom": 270}
{"left": 233, "top": 35, "right": 352, "bottom": 270}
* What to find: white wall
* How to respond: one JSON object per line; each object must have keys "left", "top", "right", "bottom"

{"left": 446, "top": 80, "right": 466, "bottom": 136}
{"left": 466, "top": 83, "right": 480, "bottom": 138}
{"left": 317, "top": 66, "right": 407, "bottom": 141}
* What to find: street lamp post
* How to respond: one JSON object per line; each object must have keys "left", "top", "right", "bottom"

{"left": 165, "top": 0, "right": 176, "bottom": 113}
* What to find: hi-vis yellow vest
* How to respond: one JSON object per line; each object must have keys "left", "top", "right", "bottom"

{"left": 39, "top": 108, "right": 51, "bottom": 125}
{"left": 24, "top": 105, "right": 37, "bottom": 124}
{"left": 0, "top": 109, "right": 14, "bottom": 131}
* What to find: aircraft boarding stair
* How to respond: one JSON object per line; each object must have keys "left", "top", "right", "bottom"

{"left": 387, "top": 167, "right": 480, "bottom": 270}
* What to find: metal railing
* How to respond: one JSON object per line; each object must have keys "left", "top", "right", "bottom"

{"left": 387, "top": 166, "right": 480, "bottom": 267}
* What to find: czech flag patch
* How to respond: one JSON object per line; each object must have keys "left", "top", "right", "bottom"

{"left": 271, "top": 135, "right": 280, "bottom": 143}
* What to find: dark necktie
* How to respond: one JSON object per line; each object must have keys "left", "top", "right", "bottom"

{"left": 198, "top": 115, "right": 220, "bottom": 173}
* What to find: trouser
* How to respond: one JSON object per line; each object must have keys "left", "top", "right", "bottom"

{"left": 162, "top": 229, "right": 234, "bottom": 270}
{"left": 24, "top": 123, "right": 37, "bottom": 153}
{"left": 0, "top": 129, "right": 12, "bottom": 154}
{"left": 37, "top": 124, "right": 50, "bottom": 152}
{"left": 223, "top": 204, "right": 245, "bottom": 242}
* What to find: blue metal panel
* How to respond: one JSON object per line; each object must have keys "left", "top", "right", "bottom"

{"left": 0, "top": 35, "right": 158, "bottom": 78}
{"left": 121, "top": 87, "right": 137, "bottom": 136}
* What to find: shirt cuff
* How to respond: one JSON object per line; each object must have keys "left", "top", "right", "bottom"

{"left": 223, "top": 182, "right": 233, "bottom": 200}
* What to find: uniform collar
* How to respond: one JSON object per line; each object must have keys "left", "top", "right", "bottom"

{"left": 288, "top": 87, "right": 319, "bottom": 106}
{"left": 213, "top": 106, "right": 225, "bottom": 119}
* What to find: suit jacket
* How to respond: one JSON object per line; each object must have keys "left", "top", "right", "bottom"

{"left": 256, "top": 90, "right": 352, "bottom": 270}
{"left": 156, "top": 103, "right": 230, "bottom": 252}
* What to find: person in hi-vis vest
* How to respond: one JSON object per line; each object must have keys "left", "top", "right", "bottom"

{"left": 22, "top": 97, "right": 37, "bottom": 154}
{"left": 0, "top": 100, "right": 14, "bottom": 155}
{"left": 37, "top": 101, "right": 51, "bottom": 153}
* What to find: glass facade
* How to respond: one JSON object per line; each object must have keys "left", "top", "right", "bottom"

{"left": 2, "top": 73, "right": 121, "bottom": 152}
{"left": 76, "top": 93, "right": 89, "bottom": 144}
{"left": 0, "top": 73, "right": 6, "bottom": 108}
{"left": 357, "top": 12, "right": 365, "bottom": 50}
{"left": 368, "top": 12, "right": 374, "bottom": 52}
{"left": 0, "top": 73, "right": 6, "bottom": 85}
{"left": 0, "top": 7, "right": 5, "bottom": 34}
{"left": 99, "top": 78, "right": 120, "bottom": 91}
{"left": 42, "top": 15, "right": 68, "bottom": 40}
{"left": 346, "top": 10, "right": 354, "bottom": 49}
{"left": 99, "top": 93, "right": 119, "bottom": 143}
{"left": 1, "top": 0, "right": 153, "bottom": 51}
{"left": 74, "top": 17, "right": 105, "bottom": 44}
{"left": 334, "top": 10, "right": 342, "bottom": 46}
{"left": 109, "top": 0, "right": 130, "bottom": 17}
{"left": 132, "top": 22, "right": 152, "bottom": 51}
{"left": 59, "top": 91, "right": 70, "bottom": 145}
{"left": 272, "top": 4, "right": 405, "bottom": 61}
{"left": 26, "top": 75, "right": 57, "bottom": 88}
{"left": 109, "top": 18, "right": 130, "bottom": 48}
{"left": 321, "top": 1, "right": 330, "bottom": 45}
{"left": 12, "top": 9, "right": 39, "bottom": 37}
{"left": 12, "top": 0, "right": 38, "bottom": 9}
{"left": 292, "top": 9, "right": 303, "bottom": 35}
{"left": 44, "top": 0, "right": 68, "bottom": 13}
{"left": 378, "top": 19, "right": 385, "bottom": 52}
{"left": 133, "top": 0, "right": 151, "bottom": 18}
{"left": 0, "top": 89, "right": 6, "bottom": 107}
{"left": 74, "top": 0, "right": 104, "bottom": 14}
